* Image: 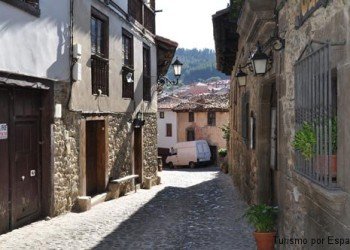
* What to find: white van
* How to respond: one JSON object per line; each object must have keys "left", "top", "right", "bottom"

{"left": 166, "top": 140, "right": 212, "bottom": 168}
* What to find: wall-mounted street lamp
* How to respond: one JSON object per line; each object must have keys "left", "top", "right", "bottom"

{"left": 235, "top": 22, "right": 285, "bottom": 85}
{"left": 133, "top": 111, "right": 145, "bottom": 128}
{"left": 157, "top": 57, "right": 183, "bottom": 92}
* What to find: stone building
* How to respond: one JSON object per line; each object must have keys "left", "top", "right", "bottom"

{"left": 172, "top": 93, "right": 229, "bottom": 162}
{"left": 0, "top": 0, "right": 176, "bottom": 234}
{"left": 214, "top": 0, "right": 350, "bottom": 247}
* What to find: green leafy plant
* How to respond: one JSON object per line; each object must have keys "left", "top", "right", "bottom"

{"left": 244, "top": 204, "right": 278, "bottom": 232}
{"left": 218, "top": 148, "right": 227, "bottom": 158}
{"left": 293, "top": 122, "right": 316, "bottom": 160}
{"left": 221, "top": 124, "right": 230, "bottom": 142}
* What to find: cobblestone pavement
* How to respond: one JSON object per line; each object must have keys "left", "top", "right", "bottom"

{"left": 0, "top": 166, "right": 255, "bottom": 250}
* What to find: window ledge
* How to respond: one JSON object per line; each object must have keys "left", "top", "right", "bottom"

{"left": 294, "top": 172, "right": 347, "bottom": 216}
{"left": 1, "top": 0, "right": 40, "bottom": 17}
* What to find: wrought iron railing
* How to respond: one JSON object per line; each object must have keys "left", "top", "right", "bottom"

{"left": 91, "top": 54, "right": 109, "bottom": 96}
{"left": 294, "top": 43, "right": 337, "bottom": 189}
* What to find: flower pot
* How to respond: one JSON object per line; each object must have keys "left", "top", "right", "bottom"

{"left": 253, "top": 232, "right": 276, "bottom": 250}
{"left": 314, "top": 155, "right": 337, "bottom": 178}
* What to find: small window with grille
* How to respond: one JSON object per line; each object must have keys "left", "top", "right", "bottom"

{"left": 91, "top": 8, "right": 109, "bottom": 96}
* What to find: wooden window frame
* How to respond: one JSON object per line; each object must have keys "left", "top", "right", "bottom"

{"left": 143, "top": 44, "right": 151, "bottom": 102}
{"left": 166, "top": 123, "right": 172, "bottom": 137}
{"left": 189, "top": 112, "right": 194, "bottom": 122}
{"left": 1, "top": 0, "right": 40, "bottom": 17}
{"left": 91, "top": 8, "right": 109, "bottom": 96}
{"left": 122, "top": 29, "right": 134, "bottom": 99}
{"left": 207, "top": 111, "right": 216, "bottom": 126}
{"left": 186, "top": 129, "right": 195, "bottom": 141}
{"left": 159, "top": 112, "right": 164, "bottom": 119}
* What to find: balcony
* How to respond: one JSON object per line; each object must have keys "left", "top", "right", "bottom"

{"left": 128, "top": 0, "right": 156, "bottom": 34}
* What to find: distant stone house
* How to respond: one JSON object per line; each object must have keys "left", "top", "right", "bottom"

{"left": 0, "top": 0, "right": 176, "bottom": 234}
{"left": 172, "top": 94, "right": 229, "bottom": 162}
{"left": 214, "top": 0, "right": 350, "bottom": 245}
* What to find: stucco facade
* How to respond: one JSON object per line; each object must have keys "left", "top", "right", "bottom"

{"left": 177, "top": 111, "right": 228, "bottom": 151}
{"left": 157, "top": 110, "right": 178, "bottom": 149}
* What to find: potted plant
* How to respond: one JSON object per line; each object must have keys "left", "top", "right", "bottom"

{"left": 293, "top": 122, "right": 316, "bottom": 160}
{"left": 245, "top": 204, "right": 278, "bottom": 250}
{"left": 218, "top": 148, "right": 228, "bottom": 173}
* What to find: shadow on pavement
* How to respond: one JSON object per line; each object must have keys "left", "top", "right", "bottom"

{"left": 92, "top": 171, "right": 254, "bottom": 250}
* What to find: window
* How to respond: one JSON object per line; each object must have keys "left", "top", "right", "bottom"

{"left": 159, "top": 112, "right": 164, "bottom": 119}
{"left": 1, "top": 0, "right": 40, "bottom": 16}
{"left": 208, "top": 111, "right": 216, "bottom": 126}
{"left": 166, "top": 124, "right": 172, "bottom": 137}
{"left": 189, "top": 112, "right": 194, "bottom": 122}
{"left": 91, "top": 8, "right": 109, "bottom": 95}
{"left": 187, "top": 129, "right": 195, "bottom": 141}
{"left": 294, "top": 43, "right": 337, "bottom": 188}
{"left": 143, "top": 45, "right": 151, "bottom": 101}
{"left": 122, "top": 29, "right": 134, "bottom": 99}
{"left": 241, "top": 92, "right": 250, "bottom": 145}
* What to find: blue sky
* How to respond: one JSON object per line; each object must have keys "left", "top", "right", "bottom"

{"left": 156, "top": 0, "right": 230, "bottom": 50}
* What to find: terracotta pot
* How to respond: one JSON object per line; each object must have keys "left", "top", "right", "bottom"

{"left": 314, "top": 155, "right": 337, "bottom": 178}
{"left": 253, "top": 232, "right": 276, "bottom": 250}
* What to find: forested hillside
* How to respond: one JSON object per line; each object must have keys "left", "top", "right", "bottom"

{"left": 166, "top": 48, "right": 229, "bottom": 84}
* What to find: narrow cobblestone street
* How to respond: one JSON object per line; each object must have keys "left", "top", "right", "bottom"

{"left": 0, "top": 166, "right": 254, "bottom": 250}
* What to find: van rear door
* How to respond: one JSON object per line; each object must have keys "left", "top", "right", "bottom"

{"left": 196, "top": 142, "right": 206, "bottom": 162}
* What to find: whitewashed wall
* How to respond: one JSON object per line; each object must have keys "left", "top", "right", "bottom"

{"left": 0, "top": 0, "right": 70, "bottom": 81}
{"left": 157, "top": 110, "right": 177, "bottom": 149}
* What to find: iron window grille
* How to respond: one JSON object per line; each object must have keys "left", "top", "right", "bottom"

{"left": 122, "top": 29, "right": 134, "bottom": 99}
{"left": 143, "top": 45, "right": 151, "bottom": 101}
{"left": 91, "top": 8, "right": 109, "bottom": 96}
{"left": 241, "top": 92, "right": 250, "bottom": 145}
{"left": 294, "top": 42, "right": 338, "bottom": 189}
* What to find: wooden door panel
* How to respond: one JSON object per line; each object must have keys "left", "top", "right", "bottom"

{"left": 134, "top": 128, "right": 142, "bottom": 184}
{"left": 13, "top": 121, "right": 40, "bottom": 224}
{"left": 0, "top": 89, "right": 10, "bottom": 234}
{"left": 12, "top": 89, "right": 41, "bottom": 228}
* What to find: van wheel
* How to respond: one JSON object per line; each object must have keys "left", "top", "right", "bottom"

{"left": 189, "top": 161, "right": 196, "bottom": 169}
{"left": 168, "top": 162, "right": 174, "bottom": 169}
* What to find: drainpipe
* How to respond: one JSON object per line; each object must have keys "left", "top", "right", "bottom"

{"left": 67, "top": 0, "right": 74, "bottom": 110}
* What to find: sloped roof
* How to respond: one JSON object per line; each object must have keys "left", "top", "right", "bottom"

{"left": 172, "top": 93, "right": 229, "bottom": 112}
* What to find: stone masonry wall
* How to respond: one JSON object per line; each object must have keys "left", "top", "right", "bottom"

{"left": 108, "top": 114, "right": 133, "bottom": 179}
{"left": 277, "top": 0, "right": 350, "bottom": 247}
{"left": 53, "top": 83, "right": 158, "bottom": 214}
{"left": 53, "top": 83, "right": 81, "bottom": 215}
{"left": 143, "top": 113, "right": 158, "bottom": 179}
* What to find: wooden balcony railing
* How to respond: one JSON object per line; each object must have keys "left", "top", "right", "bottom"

{"left": 144, "top": 6, "right": 155, "bottom": 34}
{"left": 128, "top": 0, "right": 155, "bottom": 34}
{"left": 91, "top": 54, "right": 109, "bottom": 96}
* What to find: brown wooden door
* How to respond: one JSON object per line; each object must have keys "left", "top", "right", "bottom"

{"left": 0, "top": 89, "right": 10, "bottom": 234}
{"left": 134, "top": 128, "right": 143, "bottom": 184}
{"left": 11, "top": 89, "right": 41, "bottom": 228}
{"left": 86, "top": 121, "right": 106, "bottom": 196}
